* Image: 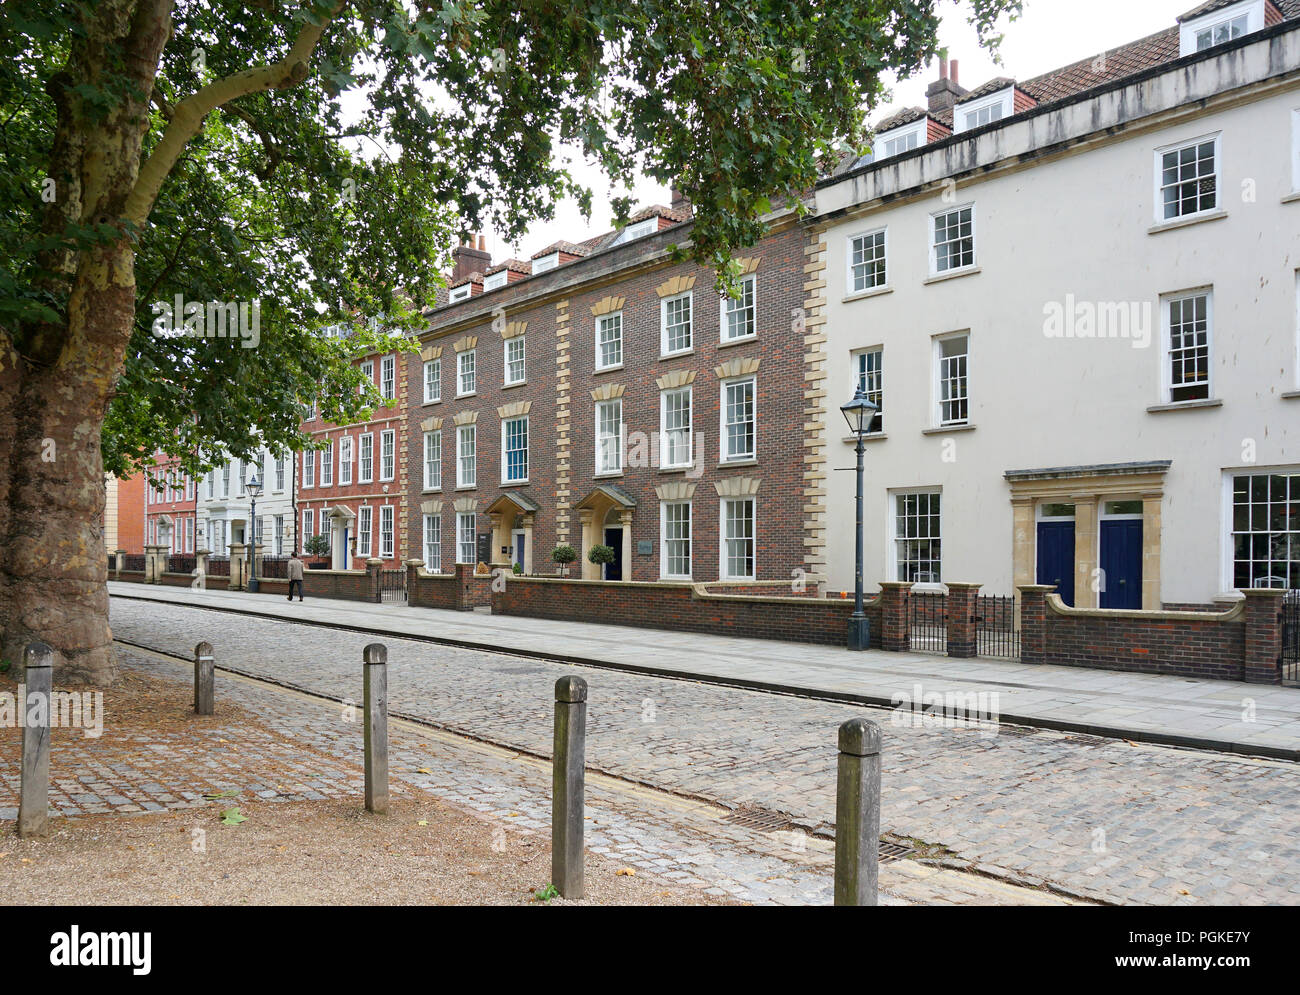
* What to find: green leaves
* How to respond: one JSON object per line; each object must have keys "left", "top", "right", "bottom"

{"left": 220, "top": 807, "right": 247, "bottom": 825}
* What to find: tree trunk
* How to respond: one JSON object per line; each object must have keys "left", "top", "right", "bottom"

{"left": 0, "top": 241, "right": 138, "bottom": 686}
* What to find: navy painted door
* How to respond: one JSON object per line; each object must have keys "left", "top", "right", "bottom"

{"left": 1036, "top": 522, "right": 1076, "bottom": 607}
{"left": 1100, "top": 520, "right": 1143, "bottom": 609}
{"left": 603, "top": 527, "right": 623, "bottom": 581}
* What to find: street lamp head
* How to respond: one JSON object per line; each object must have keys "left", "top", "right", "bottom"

{"left": 840, "top": 387, "right": 879, "bottom": 439}
{"left": 246, "top": 474, "right": 263, "bottom": 499}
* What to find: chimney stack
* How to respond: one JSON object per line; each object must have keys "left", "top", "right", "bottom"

{"left": 451, "top": 233, "right": 492, "bottom": 283}
{"left": 926, "top": 55, "right": 967, "bottom": 114}
{"left": 670, "top": 185, "right": 691, "bottom": 214}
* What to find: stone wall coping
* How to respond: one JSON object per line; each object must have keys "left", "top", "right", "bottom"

{"left": 303, "top": 568, "right": 369, "bottom": 577}
{"left": 1044, "top": 592, "right": 1245, "bottom": 623}
{"left": 493, "top": 574, "right": 876, "bottom": 606}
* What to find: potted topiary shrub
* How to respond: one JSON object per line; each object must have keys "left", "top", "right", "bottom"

{"left": 304, "top": 533, "right": 331, "bottom": 569}
{"left": 551, "top": 544, "right": 577, "bottom": 577}
{"left": 587, "top": 544, "right": 616, "bottom": 578}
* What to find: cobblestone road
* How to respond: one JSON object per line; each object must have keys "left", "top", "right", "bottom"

{"left": 108, "top": 597, "right": 1300, "bottom": 905}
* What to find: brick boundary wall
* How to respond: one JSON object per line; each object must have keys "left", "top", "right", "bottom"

{"left": 407, "top": 561, "right": 494, "bottom": 611}
{"left": 1020, "top": 585, "right": 1286, "bottom": 684}
{"left": 490, "top": 576, "right": 880, "bottom": 647}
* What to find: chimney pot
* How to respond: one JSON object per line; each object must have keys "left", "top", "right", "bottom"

{"left": 478, "top": 234, "right": 486, "bottom": 251}
{"left": 940, "top": 56, "right": 949, "bottom": 80}
{"left": 951, "top": 60, "right": 959, "bottom": 86}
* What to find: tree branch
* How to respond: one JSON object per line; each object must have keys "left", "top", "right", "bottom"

{"left": 125, "top": 1, "right": 345, "bottom": 224}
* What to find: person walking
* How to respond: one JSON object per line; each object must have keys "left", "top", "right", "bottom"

{"left": 287, "top": 550, "right": 305, "bottom": 602}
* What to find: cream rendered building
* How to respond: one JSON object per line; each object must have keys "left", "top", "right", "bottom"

{"left": 813, "top": 2, "right": 1300, "bottom": 609}
{"left": 196, "top": 448, "right": 296, "bottom": 559}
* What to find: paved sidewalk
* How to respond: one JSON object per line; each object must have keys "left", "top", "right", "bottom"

{"left": 109, "top": 582, "right": 1300, "bottom": 760}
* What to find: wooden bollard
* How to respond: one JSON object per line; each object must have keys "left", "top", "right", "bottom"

{"left": 834, "top": 717, "right": 882, "bottom": 906}
{"left": 17, "top": 642, "right": 53, "bottom": 838}
{"left": 363, "top": 643, "right": 388, "bottom": 815}
{"left": 193, "top": 641, "right": 215, "bottom": 715}
{"left": 551, "top": 675, "right": 588, "bottom": 899}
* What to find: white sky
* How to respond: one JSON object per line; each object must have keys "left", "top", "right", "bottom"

{"left": 488, "top": 0, "right": 1198, "bottom": 262}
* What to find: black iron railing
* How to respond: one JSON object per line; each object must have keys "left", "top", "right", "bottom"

{"left": 168, "top": 555, "right": 196, "bottom": 574}
{"left": 258, "top": 556, "right": 290, "bottom": 579}
{"left": 976, "top": 594, "right": 1020, "bottom": 660}
{"left": 207, "top": 557, "right": 230, "bottom": 576}
{"left": 1283, "top": 591, "right": 1299, "bottom": 687}
{"left": 123, "top": 554, "right": 146, "bottom": 572}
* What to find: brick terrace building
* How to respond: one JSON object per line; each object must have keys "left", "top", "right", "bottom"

{"left": 298, "top": 329, "right": 410, "bottom": 568}
{"left": 143, "top": 452, "right": 196, "bottom": 554}
{"left": 406, "top": 199, "right": 822, "bottom": 585}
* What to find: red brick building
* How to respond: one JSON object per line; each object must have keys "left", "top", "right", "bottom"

{"left": 298, "top": 335, "right": 409, "bottom": 569}
{"left": 406, "top": 198, "right": 818, "bottom": 585}
{"left": 144, "top": 452, "right": 197, "bottom": 555}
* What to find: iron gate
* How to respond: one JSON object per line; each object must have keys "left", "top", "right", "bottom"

{"left": 1283, "top": 591, "right": 1298, "bottom": 687}
{"left": 380, "top": 569, "right": 406, "bottom": 603}
{"left": 976, "top": 594, "right": 1020, "bottom": 660}
{"left": 909, "top": 592, "right": 947, "bottom": 654}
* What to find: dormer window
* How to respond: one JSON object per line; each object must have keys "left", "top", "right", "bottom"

{"left": 1178, "top": 1, "right": 1265, "bottom": 56}
{"left": 448, "top": 284, "right": 472, "bottom": 303}
{"left": 876, "top": 120, "right": 926, "bottom": 160}
{"left": 955, "top": 86, "right": 1014, "bottom": 133}
{"left": 532, "top": 251, "right": 559, "bottom": 274}
{"left": 483, "top": 270, "right": 508, "bottom": 291}
{"left": 612, "top": 217, "right": 658, "bottom": 245}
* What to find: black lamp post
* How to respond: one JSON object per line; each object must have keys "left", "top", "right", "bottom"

{"left": 841, "top": 387, "right": 879, "bottom": 651}
{"left": 246, "top": 473, "right": 263, "bottom": 592}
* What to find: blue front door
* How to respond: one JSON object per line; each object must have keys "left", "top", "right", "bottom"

{"left": 1036, "top": 522, "right": 1076, "bottom": 607}
{"left": 1100, "top": 520, "right": 1143, "bottom": 609}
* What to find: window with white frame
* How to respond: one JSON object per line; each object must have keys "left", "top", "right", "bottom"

{"left": 275, "top": 455, "right": 286, "bottom": 490}
{"left": 879, "top": 126, "right": 922, "bottom": 158}
{"left": 456, "top": 512, "right": 476, "bottom": 564}
{"left": 221, "top": 464, "right": 230, "bottom": 498}
{"left": 338, "top": 438, "right": 352, "bottom": 486}
{"left": 894, "top": 491, "right": 942, "bottom": 582}
{"left": 423, "top": 514, "right": 442, "bottom": 571}
{"left": 613, "top": 217, "right": 657, "bottom": 245}
{"left": 483, "top": 270, "right": 508, "bottom": 292}
{"left": 380, "top": 505, "right": 394, "bottom": 558}
{"left": 1164, "top": 291, "right": 1212, "bottom": 403}
{"left": 849, "top": 229, "right": 887, "bottom": 293}
{"left": 1229, "top": 469, "right": 1300, "bottom": 589}
{"left": 853, "top": 348, "right": 884, "bottom": 434}
{"left": 457, "top": 424, "right": 477, "bottom": 488}
{"left": 185, "top": 475, "right": 194, "bottom": 501}
{"left": 424, "top": 358, "right": 441, "bottom": 403}
{"left": 931, "top": 206, "right": 974, "bottom": 273}
{"left": 721, "top": 498, "right": 755, "bottom": 580}
{"left": 722, "top": 377, "right": 756, "bottom": 462}
{"left": 359, "top": 433, "right": 373, "bottom": 483}
{"left": 357, "top": 506, "right": 372, "bottom": 557}
{"left": 360, "top": 359, "right": 374, "bottom": 389}
{"left": 301, "top": 451, "right": 314, "bottom": 488}
{"left": 531, "top": 252, "right": 558, "bottom": 274}
{"left": 960, "top": 98, "right": 1006, "bottom": 131}
{"left": 206, "top": 471, "right": 215, "bottom": 500}
{"left": 721, "top": 275, "right": 756, "bottom": 341}
{"left": 238, "top": 460, "right": 247, "bottom": 496}
{"left": 320, "top": 440, "right": 333, "bottom": 487}
{"left": 423, "top": 430, "right": 441, "bottom": 489}
{"left": 596, "top": 312, "right": 623, "bottom": 370}
{"left": 1179, "top": 1, "right": 1263, "bottom": 55}
{"left": 457, "top": 349, "right": 476, "bottom": 395}
{"left": 661, "top": 292, "right": 692, "bottom": 355}
{"left": 1157, "top": 136, "right": 1219, "bottom": 221}
{"left": 274, "top": 516, "right": 284, "bottom": 556}
{"left": 502, "top": 416, "right": 528, "bottom": 483}
{"left": 380, "top": 355, "right": 395, "bottom": 400}
{"left": 302, "top": 508, "right": 314, "bottom": 543}
{"left": 380, "top": 430, "right": 395, "bottom": 481}
{"left": 661, "top": 501, "right": 692, "bottom": 579}
{"left": 505, "top": 336, "right": 526, "bottom": 385}
{"left": 449, "top": 283, "right": 472, "bottom": 302}
{"left": 936, "top": 334, "right": 969, "bottom": 426}
{"left": 595, "top": 399, "right": 622, "bottom": 475}
{"left": 660, "top": 387, "right": 692, "bottom": 469}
